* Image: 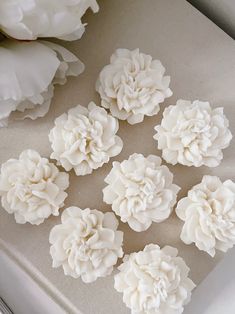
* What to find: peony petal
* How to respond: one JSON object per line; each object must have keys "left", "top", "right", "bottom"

{"left": 0, "top": 39, "right": 84, "bottom": 127}
{"left": 0, "top": 0, "right": 99, "bottom": 40}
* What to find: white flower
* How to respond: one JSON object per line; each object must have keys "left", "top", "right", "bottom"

{"left": 0, "top": 0, "right": 99, "bottom": 41}
{"left": 0, "top": 39, "right": 84, "bottom": 127}
{"left": 114, "top": 244, "right": 195, "bottom": 314}
{"left": 49, "top": 102, "right": 123, "bottom": 176}
{"left": 103, "top": 154, "right": 180, "bottom": 232}
{"left": 0, "top": 149, "right": 69, "bottom": 225}
{"left": 49, "top": 206, "right": 124, "bottom": 283}
{"left": 154, "top": 100, "right": 232, "bottom": 167}
{"left": 176, "top": 175, "right": 235, "bottom": 257}
{"left": 96, "top": 48, "right": 172, "bottom": 124}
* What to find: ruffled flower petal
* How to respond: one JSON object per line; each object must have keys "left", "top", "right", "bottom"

{"left": 0, "top": 0, "right": 99, "bottom": 40}
{"left": 49, "top": 102, "right": 123, "bottom": 176}
{"left": 49, "top": 206, "right": 124, "bottom": 283}
{"left": 0, "top": 149, "right": 69, "bottom": 225}
{"left": 176, "top": 175, "right": 235, "bottom": 256}
{"left": 96, "top": 48, "right": 172, "bottom": 125}
{"left": 114, "top": 244, "right": 195, "bottom": 314}
{"left": 154, "top": 100, "right": 232, "bottom": 167}
{"left": 103, "top": 153, "right": 180, "bottom": 232}
{"left": 0, "top": 39, "right": 84, "bottom": 127}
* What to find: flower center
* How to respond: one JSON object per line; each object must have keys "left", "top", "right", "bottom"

{"left": 14, "top": 183, "right": 31, "bottom": 202}
{"left": 125, "top": 176, "right": 157, "bottom": 213}
{"left": 140, "top": 178, "right": 156, "bottom": 203}
{"left": 77, "top": 241, "right": 90, "bottom": 261}
{"left": 153, "top": 278, "right": 168, "bottom": 302}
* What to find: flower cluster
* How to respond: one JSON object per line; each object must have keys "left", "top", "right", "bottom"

{"left": 49, "top": 206, "right": 124, "bottom": 283}
{"left": 103, "top": 153, "right": 180, "bottom": 231}
{"left": 49, "top": 102, "right": 123, "bottom": 176}
{"left": 96, "top": 48, "right": 172, "bottom": 124}
{"left": 176, "top": 175, "right": 235, "bottom": 257}
{"left": 154, "top": 100, "right": 232, "bottom": 167}
{"left": 114, "top": 244, "right": 195, "bottom": 314}
{"left": 0, "top": 149, "right": 69, "bottom": 225}
{"left": 1, "top": 31, "right": 234, "bottom": 314}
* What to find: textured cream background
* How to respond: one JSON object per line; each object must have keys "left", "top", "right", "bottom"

{"left": 0, "top": 1, "right": 235, "bottom": 313}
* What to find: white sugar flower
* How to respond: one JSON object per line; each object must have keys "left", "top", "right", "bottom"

{"left": 0, "top": 39, "right": 84, "bottom": 127}
{"left": 114, "top": 244, "right": 195, "bottom": 314}
{"left": 0, "top": 0, "right": 99, "bottom": 41}
{"left": 0, "top": 149, "right": 69, "bottom": 225}
{"left": 103, "top": 153, "right": 180, "bottom": 232}
{"left": 49, "top": 207, "right": 124, "bottom": 283}
{"left": 96, "top": 48, "right": 172, "bottom": 124}
{"left": 176, "top": 175, "right": 235, "bottom": 257}
{"left": 49, "top": 102, "right": 123, "bottom": 176}
{"left": 154, "top": 100, "right": 232, "bottom": 167}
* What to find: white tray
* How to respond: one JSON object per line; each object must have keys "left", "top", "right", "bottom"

{"left": 0, "top": 1, "right": 235, "bottom": 313}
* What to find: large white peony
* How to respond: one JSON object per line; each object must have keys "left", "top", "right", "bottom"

{"left": 49, "top": 206, "right": 124, "bottom": 283}
{"left": 154, "top": 100, "right": 232, "bottom": 167}
{"left": 0, "top": 39, "right": 84, "bottom": 127}
{"left": 114, "top": 244, "right": 195, "bottom": 314}
{"left": 49, "top": 102, "right": 123, "bottom": 176}
{"left": 0, "top": 0, "right": 99, "bottom": 41}
{"left": 96, "top": 48, "right": 172, "bottom": 124}
{"left": 103, "top": 154, "right": 180, "bottom": 232}
{"left": 176, "top": 175, "right": 235, "bottom": 257}
{"left": 0, "top": 149, "right": 69, "bottom": 225}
